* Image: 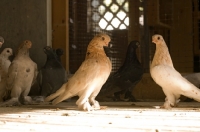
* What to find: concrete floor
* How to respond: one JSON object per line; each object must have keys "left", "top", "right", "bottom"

{"left": 0, "top": 101, "right": 200, "bottom": 132}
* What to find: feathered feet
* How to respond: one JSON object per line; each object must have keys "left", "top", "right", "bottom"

{"left": 161, "top": 97, "right": 180, "bottom": 109}
{"left": 76, "top": 96, "right": 100, "bottom": 111}
{"left": 113, "top": 90, "right": 137, "bottom": 102}
{"left": 0, "top": 96, "right": 33, "bottom": 107}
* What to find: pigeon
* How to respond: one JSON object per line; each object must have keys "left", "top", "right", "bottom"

{"left": 99, "top": 41, "right": 143, "bottom": 101}
{"left": 183, "top": 73, "right": 200, "bottom": 101}
{"left": 0, "top": 48, "right": 13, "bottom": 102}
{"left": 150, "top": 34, "right": 200, "bottom": 109}
{"left": 29, "top": 46, "right": 67, "bottom": 102}
{"left": 0, "top": 36, "right": 4, "bottom": 48}
{"left": 1, "top": 40, "right": 38, "bottom": 106}
{"left": 45, "top": 33, "right": 112, "bottom": 111}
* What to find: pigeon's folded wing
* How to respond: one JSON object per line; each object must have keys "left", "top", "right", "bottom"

{"left": 6, "top": 62, "right": 18, "bottom": 90}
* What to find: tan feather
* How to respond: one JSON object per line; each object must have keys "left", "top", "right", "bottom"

{"left": 45, "top": 33, "right": 112, "bottom": 111}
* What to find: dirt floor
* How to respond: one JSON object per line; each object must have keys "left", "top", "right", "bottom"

{"left": 0, "top": 101, "right": 200, "bottom": 132}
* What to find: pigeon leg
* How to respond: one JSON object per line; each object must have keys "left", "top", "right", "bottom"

{"left": 0, "top": 97, "right": 21, "bottom": 107}
{"left": 20, "top": 96, "right": 33, "bottom": 105}
{"left": 0, "top": 86, "right": 22, "bottom": 106}
{"left": 76, "top": 94, "right": 92, "bottom": 111}
{"left": 77, "top": 100, "right": 92, "bottom": 111}
{"left": 162, "top": 95, "right": 177, "bottom": 109}
{"left": 89, "top": 96, "right": 100, "bottom": 110}
{"left": 19, "top": 84, "right": 33, "bottom": 105}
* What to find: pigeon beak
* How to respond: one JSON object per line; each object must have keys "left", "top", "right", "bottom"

{"left": 0, "top": 42, "right": 3, "bottom": 48}
{"left": 105, "top": 42, "right": 109, "bottom": 47}
{"left": 152, "top": 37, "right": 156, "bottom": 44}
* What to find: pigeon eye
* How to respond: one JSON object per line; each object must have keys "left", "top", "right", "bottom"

{"left": 102, "top": 37, "right": 105, "bottom": 40}
{"left": 157, "top": 37, "right": 160, "bottom": 40}
{"left": 7, "top": 50, "right": 10, "bottom": 53}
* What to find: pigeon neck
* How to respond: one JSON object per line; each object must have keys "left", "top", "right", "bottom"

{"left": 124, "top": 48, "right": 139, "bottom": 64}
{"left": 16, "top": 49, "right": 29, "bottom": 57}
{"left": 86, "top": 42, "right": 106, "bottom": 59}
{"left": 151, "top": 42, "right": 173, "bottom": 68}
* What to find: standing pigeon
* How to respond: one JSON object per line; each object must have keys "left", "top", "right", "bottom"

{"left": 150, "top": 34, "right": 200, "bottom": 109}
{"left": 100, "top": 41, "right": 143, "bottom": 101}
{"left": 0, "top": 48, "right": 12, "bottom": 102}
{"left": 29, "top": 46, "right": 67, "bottom": 101}
{"left": 1, "top": 40, "right": 38, "bottom": 106}
{"left": 45, "top": 33, "right": 112, "bottom": 111}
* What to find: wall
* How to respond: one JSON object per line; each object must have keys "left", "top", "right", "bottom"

{"left": 0, "top": 0, "right": 47, "bottom": 69}
{"left": 170, "top": 0, "right": 193, "bottom": 72}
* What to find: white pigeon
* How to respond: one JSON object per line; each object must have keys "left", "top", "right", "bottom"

{"left": 1, "top": 40, "right": 38, "bottom": 106}
{"left": 150, "top": 34, "right": 200, "bottom": 109}
{"left": 0, "top": 48, "right": 12, "bottom": 102}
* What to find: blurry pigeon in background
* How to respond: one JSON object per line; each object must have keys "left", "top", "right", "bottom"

{"left": 0, "top": 48, "right": 12, "bottom": 102}
{"left": 183, "top": 73, "right": 200, "bottom": 88}
{"left": 0, "top": 36, "right": 4, "bottom": 48}
{"left": 99, "top": 40, "right": 144, "bottom": 102}
{"left": 55, "top": 48, "right": 64, "bottom": 62}
{"left": 183, "top": 73, "right": 200, "bottom": 101}
{"left": 45, "top": 33, "right": 112, "bottom": 111}
{"left": 150, "top": 34, "right": 200, "bottom": 109}
{"left": 29, "top": 46, "right": 68, "bottom": 102}
{"left": 1, "top": 40, "right": 38, "bottom": 106}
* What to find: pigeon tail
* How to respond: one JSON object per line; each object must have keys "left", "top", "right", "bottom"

{"left": 44, "top": 83, "right": 67, "bottom": 102}
{"left": 181, "top": 83, "right": 200, "bottom": 102}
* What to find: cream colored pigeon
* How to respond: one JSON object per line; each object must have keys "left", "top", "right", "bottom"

{"left": 45, "top": 33, "right": 112, "bottom": 111}
{"left": 1, "top": 40, "right": 38, "bottom": 106}
{"left": 0, "top": 48, "right": 12, "bottom": 102}
{"left": 150, "top": 34, "right": 200, "bottom": 109}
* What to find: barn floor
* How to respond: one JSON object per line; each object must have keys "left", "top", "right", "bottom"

{"left": 0, "top": 101, "right": 200, "bottom": 132}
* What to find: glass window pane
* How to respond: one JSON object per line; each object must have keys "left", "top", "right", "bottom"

{"left": 106, "top": 25, "right": 114, "bottom": 30}
{"left": 117, "top": 10, "right": 126, "bottom": 20}
{"left": 92, "top": 0, "right": 99, "bottom": 8}
{"left": 117, "top": 0, "right": 125, "bottom": 6}
{"left": 111, "top": 18, "right": 120, "bottom": 28}
{"left": 104, "top": 12, "right": 113, "bottom": 21}
{"left": 119, "top": 24, "right": 126, "bottom": 29}
{"left": 92, "top": 12, "right": 100, "bottom": 22}
{"left": 98, "top": 5, "right": 106, "bottom": 15}
{"left": 103, "top": 0, "right": 112, "bottom": 6}
{"left": 124, "top": 17, "right": 129, "bottom": 26}
{"left": 99, "top": 18, "right": 108, "bottom": 29}
{"left": 110, "top": 4, "right": 119, "bottom": 13}
{"left": 123, "top": 2, "right": 129, "bottom": 12}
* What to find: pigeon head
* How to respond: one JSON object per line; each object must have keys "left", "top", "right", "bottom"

{"left": 4, "top": 48, "right": 13, "bottom": 57}
{"left": 93, "top": 33, "right": 111, "bottom": 47}
{"left": 129, "top": 41, "right": 140, "bottom": 50}
{"left": 16, "top": 40, "right": 32, "bottom": 56}
{"left": 124, "top": 40, "right": 140, "bottom": 63}
{"left": 0, "top": 36, "right": 4, "bottom": 48}
{"left": 152, "top": 34, "right": 164, "bottom": 45}
{"left": 43, "top": 46, "right": 57, "bottom": 59}
{"left": 18, "top": 40, "right": 32, "bottom": 49}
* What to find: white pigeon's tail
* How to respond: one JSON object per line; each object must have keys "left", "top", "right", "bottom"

{"left": 181, "top": 82, "right": 200, "bottom": 102}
